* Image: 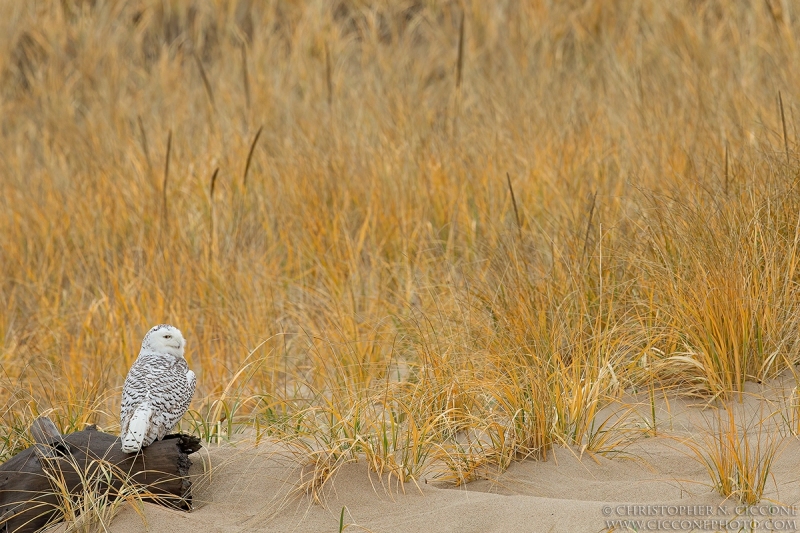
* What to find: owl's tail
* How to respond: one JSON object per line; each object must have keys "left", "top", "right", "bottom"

{"left": 121, "top": 403, "right": 152, "bottom": 453}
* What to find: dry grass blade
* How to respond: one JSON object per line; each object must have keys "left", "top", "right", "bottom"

{"left": 325, "top": 42, "right": 333, "bottom": 108}
{"left": 581, "top": 190, "right": 598, "bottom": 266}
{"left": 137, "top": 115, "right": 151, "bottom": 173}
{"left": 724, "top": 142, "right": 729, "bottom": 195}
{"left": 779, "top": 91, "right": 790, "bottom": 166}
{"left": 162, "top": 129, "right": 172, "bottom": 229}
{"left": 242, "top": 125, "right": 263, "bottom": 189}
{"left": 455, "top": 11, "right": 465, "bottom": 89}
{"left": 506, "top": 172, "right": 522, "bottom": 239}
{"left": 209, "top": 167, "right": 220, "bottom": 200}
{"left": 193, "top": 51, "right": 216, "bottom": 109}
{"left": 241, "top": 43, "right": 250, "bottom": 110}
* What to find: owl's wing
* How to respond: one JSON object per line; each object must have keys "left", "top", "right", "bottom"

{"left": 148, "top": 359, "right": 195, "bottom": 439}
{"left": 187, "top": 369, "right": 197, "bottom": 394}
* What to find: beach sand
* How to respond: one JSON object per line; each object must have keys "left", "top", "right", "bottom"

{"left": 107, "top": 380, "right": 800, "bottom": 533}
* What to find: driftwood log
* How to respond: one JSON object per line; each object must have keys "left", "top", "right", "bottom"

{"left": 0, "top": 417, "right": 202, "bottom": 533}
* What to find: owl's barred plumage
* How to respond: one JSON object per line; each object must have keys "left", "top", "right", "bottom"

{"left": 120, "top": 324, "right": 196, "bottom": 453}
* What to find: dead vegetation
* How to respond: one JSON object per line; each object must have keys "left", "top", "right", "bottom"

{"left": 1, "top": 0, "right": 800, "bottom": 513}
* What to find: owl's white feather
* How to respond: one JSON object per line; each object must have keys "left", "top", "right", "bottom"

{"left": 120, "top": 324, "right": 196, "bottom": 453}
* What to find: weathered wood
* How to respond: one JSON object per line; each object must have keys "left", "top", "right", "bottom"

{"left": 28, "top": 418, "right": 66, "bottom": 460}
{"left": 0, "top": 417, "right": 202, "bottom": 533}
{"left": 28, "top": 419, "right": 60, "bottom": 446}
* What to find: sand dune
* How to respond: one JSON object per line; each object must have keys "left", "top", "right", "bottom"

{"left": 106, "top": 379, "right": 800, "bottom": 533}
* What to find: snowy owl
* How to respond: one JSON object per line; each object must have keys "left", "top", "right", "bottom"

{"left": 120, "top": 324, "right": 196, "bottom": 453}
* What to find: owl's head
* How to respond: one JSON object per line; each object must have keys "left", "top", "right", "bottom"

{"left": 141, "top": 324, "right": 186, "bottom": 358}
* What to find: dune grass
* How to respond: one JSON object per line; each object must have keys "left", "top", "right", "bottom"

{"left": 1, "top": 0, "right": 800, "bottom": 510}
{"left": 684, "top": 401, "right": 785, "bottom": 505}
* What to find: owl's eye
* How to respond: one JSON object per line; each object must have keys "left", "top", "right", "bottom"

{"left": 164, "top": 334, "right": 172, "bottom": 339}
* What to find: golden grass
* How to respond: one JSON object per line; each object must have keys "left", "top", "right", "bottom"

{"left": 684, "top": 402, "right": 784, "bottom": 505}
{"left": 41, "top": 455, "right": 150, "bottom": 533}
{"left": 1, "top": 0, "right": 800, "bottom": 506}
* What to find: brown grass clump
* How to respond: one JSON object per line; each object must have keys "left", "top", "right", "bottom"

{"left": 1, "top": 0, "right": 800, "bottom": 505}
